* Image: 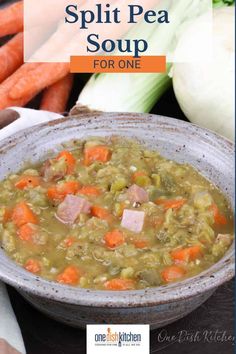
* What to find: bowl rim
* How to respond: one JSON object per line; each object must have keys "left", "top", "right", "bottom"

{"left": 0, "top": 112, "right": 234, "bottom": 307}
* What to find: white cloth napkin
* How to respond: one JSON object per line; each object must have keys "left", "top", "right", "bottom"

{"left": 0, "top": 283, "right": 25, "bottom": 354}
{"left": 0, "top": 107, "right": 62, "bottom": 140}
{"left": 0, "top": 108, "right": 63, "bottom": 354}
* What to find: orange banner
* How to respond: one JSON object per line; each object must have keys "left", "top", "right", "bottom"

{"left": 70, "top": 56, "right": 166, "bottom": 73}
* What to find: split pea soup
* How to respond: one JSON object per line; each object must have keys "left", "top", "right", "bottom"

{"left": 0, "top": 137, "right": 233, "bottom": 290}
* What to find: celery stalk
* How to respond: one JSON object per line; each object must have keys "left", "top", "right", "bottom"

{"left": 78, "top": 69, "right": 171, "bottom": 113}
{"left": 76, "top": 0, "right": 234, "bottom": 113}
{"left": 213, "top": 0, "right": 235, "bottom": 7}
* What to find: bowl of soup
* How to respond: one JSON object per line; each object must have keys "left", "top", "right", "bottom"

{"left": 0, "top": 112, "right": 234, "bottom": 328}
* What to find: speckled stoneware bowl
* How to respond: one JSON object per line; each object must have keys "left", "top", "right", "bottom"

{"left": 0, "top": 113, "right": 234, "bottom": 329}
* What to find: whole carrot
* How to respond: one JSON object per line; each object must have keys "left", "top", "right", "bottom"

{"left": 0, "top": 62, "right": 40, "bottom": 109}
{"left": 0, "top": 32, "right": 23, "bottom": 84}
{"left": 40, "top": 73, "right": 73, "bottom": 113}
{"left": 0, "top": 88, "right": 36, "bottom": 109}
{"left": 0, "top": 1, "right": 23, "bottom": 37}
{"left": 9, "top": 62, "right": 70, "bottom": 101}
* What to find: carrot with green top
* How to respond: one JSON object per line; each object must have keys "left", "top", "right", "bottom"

{"left": 47, "top": 181, "right": 80, "bottom": 202}
{"left": 24, "top": 259, "right": 41, "bottom": 274}
{"left": 78, "top": 186, "right": 101, "bottom": 197}
{"left": 0, "top": 1, "right": 23, "bottom": 37}
{"left": 210, "top": 203, "right": 227, "bottom": 225}
{"left": 15, "top": 175, "right": 41, "bottom": 190}
{"left": 0, "top": 32, "right": 23, "bottom": 84}
{"left": 57, "top": 265, "right": 80, "bottom": 285}
{"left": 161, "top": 265, "right": 186, "bottom": 283}
{"left": 56, "top": 150, "right": 76, "bottom": 174}
{"left": 155, "top": 198, "right": 187, "bottom": 210}
{"left": 12, "top": 202, "right": 38, "bottom": 228}
{"left": 104, "top": 278, "right": 135, "bottom": 291}
{"left": 171, "top": 245, "right": 203, "bottom": 264}
{"left": 104, "top": 230, "right": 125, "bottom": 249}
{"left": 40, "top": 74, "right": 74, "bottom": 113}
{"left": 84, "top": 145, "right": 111, "bottom": 166}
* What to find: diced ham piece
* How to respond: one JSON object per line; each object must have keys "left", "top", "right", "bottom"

{"left": 216, "top": 234, "right": 232, "bottom": 246}
{"left": 121, "top": 209, "right": 145, "bottom": 233}
{"left": 127, "top": 184, "right": 149, "bottom": 204}
{"left": 41, "top": 159, "right": 66, "bottom": 182}
{"left": 56, "top": 195, "right": 91, "bottom": 224}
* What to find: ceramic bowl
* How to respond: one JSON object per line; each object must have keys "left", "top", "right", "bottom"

{"left": 0, "top": 113, "right": 234, "bottom": 328}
